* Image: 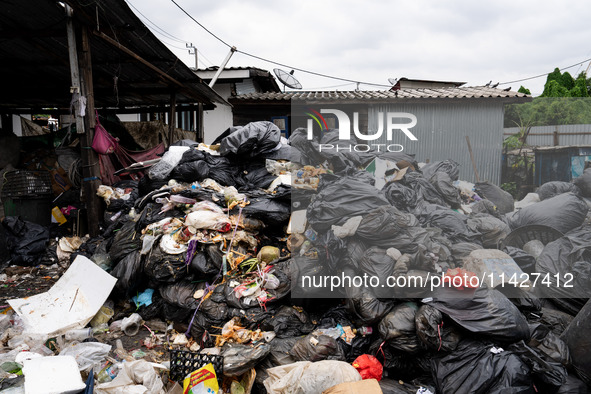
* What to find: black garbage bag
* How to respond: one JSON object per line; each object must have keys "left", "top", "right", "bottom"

{"left": 161, "top": 301, "right": 192, "bottom": 322}
{"left": 108, "top": 180, "right": 139, "bottom": 212}
{"left": 379, "top": 379, "right": 437, "bottom": 394}
{"left": 370, "top": 340, "right": 431, "bottom": 381}
{"left": 307, "top": 176, "right": 390, "bottom": 232}
{"left": 171, "top": 148, "right": 240, "bottom": 187}
{"left": 415, "top": 304, "right": 462, "bottom": 352}
{"left": 496, "top": 286, "right": 543, "bottom": 314}
{"left": 537, "top": 181, "right": 581, "bottom": 200}
{"left": 134, "top": 202, "right": 177, "bottom": 231}
{"left": 450, "top": 242, "right": 482, "bottom": 265}
{"left": 561, "top": 298, "right": 591, "bottom": 385}
{"left": 504, "top": 246, "right": 537, "bottom": 274}
{"left": 110, "top": 250, "right": 144, "bottom": 297}
{"left": 158, "top": 280, "right": 207, "bottom": 310}
{"left": 573, "top": 167, "right": 591, "bottom": 197}
{"left": 344, "top": 267, "right": 394, "bottom": 325}
{"left": 421, "top": 159, "right": 460, "bottom": 181}
{"left": 345, "top": 288, "right": 394, "bottom": 326}
{"left": 138, "top": 176, "right": 169, "bottom": 197}
{"left": 381, "top": 182, "right": 418, "bottom": 212}
{"left": 475, "top": 181, "right": 515, "bottom": 214}
{"left": 426, "top": 286, "right": 530, "bottom": 343}
{"left": 431, "top": 340, "right": 533, "bottom": 393}
{"left": 415, "top": 203, "right": 480, "bottom": 244}
{"left": 535, "top": 225, "right": 591, "bottom": 314}
{"left": 219, "top": 121, "right": 281, "bottom": 158}
{"left": 556, "top": 374, "right": 589, "bottom": 394}
{"left": 358, "top": 247, "right": 396, "bottom": 293}
{"left": 528, "top": 323, "right": 571, "bottom": 366}
{"left": 189, "top": 298, "right": 230, "bottom": 339}
{"left": 319, "top": 129, "right": 369, "bottom": 168}
{"left": 402, "top": 171, "right": 448, "bottom": 207}
{"left": 355, "top": 206, "right": 435, "bottom": 255}
{"left": 509, "top": 340, "right": 568, "bottom": 393}
{"left": 467, "top": 214, "right": 511, "bottom": 249}
{"left": 109, "top": 221, "right": 141, "bottom": 264}
{"left": 221, "top": 343, "right": 271, "bottom": 377}
{"left": 270, "top": 305, "right": 315, "bottom": 338}
{"left": 470, "top": 198, "right": 503, "bottom": 219}
{"left": 189, "top": 251, "right": 218, "bottom": 277}
{"left": 508, "top": 193, "right": 588, "bottom": 234}
{"left": 428, "top": 171, "right": 462, "bottom": 208}
{"left": 254, "top": 337, "right": 299, "bottom": 386}
{"left": 144, "top": 249, "right": 191, "bottom": 286}
{"left": 378, "top": 303, "right": 421, "bottom": 353}
{"left": 317, "top": 305, "right": 354, "bottom": 329}
{"left": 288, "top": 128, "right": 327, "bottom": 166}
{"left": 528, "top": 307, "right": 574, "bottom": 337}
{"left": 239, "top": 192, "right": 290, "bottom": 228}
{"left": 291, "top": 333, "right": 347, "bottom": 362}
{"left": 2, "top": 216, "right": 49, "bottom": 266}
{"left": 241, "top": 164, "right": 277, "bottom": 190}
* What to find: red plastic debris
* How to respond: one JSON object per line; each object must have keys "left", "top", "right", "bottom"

{"left": 352, "top": 354, "right": 383, "bottom": 381}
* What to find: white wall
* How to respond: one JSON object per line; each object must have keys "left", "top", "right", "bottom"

{"left": 203, "top": 84, "right": 233, "bottom": 144}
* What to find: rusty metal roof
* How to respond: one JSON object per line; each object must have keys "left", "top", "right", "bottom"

{"left": 230, "top": 86, "right": 531, "bottom": 103}
{"left": 0, "top": 0, "right": 226, "bottom": 112}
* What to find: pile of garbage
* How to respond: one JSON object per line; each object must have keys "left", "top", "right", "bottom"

{"left": 1, "top": 121, "right": 591, "bottom": 393}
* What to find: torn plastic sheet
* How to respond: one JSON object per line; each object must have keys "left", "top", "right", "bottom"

{"left": 8, "top": 255, "right": 117, "bottom": 339}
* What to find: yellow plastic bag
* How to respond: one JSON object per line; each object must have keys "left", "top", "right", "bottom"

{"left": 183, "top": 363, "right": 219, "bottom": 394}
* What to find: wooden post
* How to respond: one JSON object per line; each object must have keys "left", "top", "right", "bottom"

{"left": 79, "top": 25, "right": 101, "bottom": 237}
{"left": 197, "top": 103, "right": 204, "bottom": 142}
{"left": 465, "top": 136, "right": 481, "bottom": 183}
{"left": 168, "top": 91, "right": 177, "bottom": 146}
{"left": 553, "top": 126, "right": 559, "bottom": 146}
{"left": 65, "top": 5, "right": 84, "bottom": 135}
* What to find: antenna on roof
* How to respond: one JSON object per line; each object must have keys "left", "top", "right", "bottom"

{"left": 274, "top": 69, "right": 302, "bottom": 92}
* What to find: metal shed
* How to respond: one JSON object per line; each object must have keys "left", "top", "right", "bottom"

{"left": 231, "top": 87, "right": 531, "bottom": 184}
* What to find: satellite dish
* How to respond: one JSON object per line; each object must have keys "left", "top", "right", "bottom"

{"left": 274, "top": 68, "right": 302, "bottom": 91}
{"left": 388, "top": 78, "right": 398, "bottom": 85}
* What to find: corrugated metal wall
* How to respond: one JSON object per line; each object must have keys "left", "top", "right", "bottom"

{"left": 504, "top": 124, "right": 591, "bottom": 147}
{"left": 368, "top": 102, "right": 505, "bottom": 184}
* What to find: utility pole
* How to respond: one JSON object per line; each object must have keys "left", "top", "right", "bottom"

{"left": 186, "top": 43, "right": 197, "bottom": 69}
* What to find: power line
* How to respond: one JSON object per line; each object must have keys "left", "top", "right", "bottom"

{"left": 499, "top": 57, "right": 591, "bottom": 85}
{"left": 127, "top": 0, "right": 186, "bottom": 44}
{"left": 168, "top": 0, "right": 392, "bottom": 88}
{"left": 170, "top": 0, "right": 233, "bottom": 48}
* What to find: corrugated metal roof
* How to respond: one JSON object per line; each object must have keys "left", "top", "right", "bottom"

{"left": 0, "top": 0, "right": 226, "bottom": 111}
{"left": 231, "top": 86, "right": 530, "bottom": 102}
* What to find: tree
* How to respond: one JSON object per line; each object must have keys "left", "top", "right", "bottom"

{"left": 505, "top": 68, "right": 591, "bottom": 127}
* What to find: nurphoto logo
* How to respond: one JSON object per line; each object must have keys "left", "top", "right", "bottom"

{"left": 306, "top": 108, "right": 418, "bottom": 152}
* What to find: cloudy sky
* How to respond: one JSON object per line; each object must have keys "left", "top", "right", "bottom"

{"left": 127, "top": 0, "right": 591, "bottom": 96}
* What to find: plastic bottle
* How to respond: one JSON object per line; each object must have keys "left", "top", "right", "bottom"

{"left": 356, "top": 327, "right": 373, "bottom": 336}
{"left": 64, "top": 328, "right": 93, "bottom": 341}
{"left": 114, "top": 339, "right": 133, "bottom": 362}
{"left": 97, "top": 361, "right": 119, "bottom": 383}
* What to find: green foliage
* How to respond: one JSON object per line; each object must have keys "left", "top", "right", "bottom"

{"left": 560, "top": 72, "right": 575, "bottom": 90}
{"left": 518, "top": 86, "right": 531, "bottom": 95}
{"left": 501, "top": 182, "right": 517, "bottom": 198}
{"left": 505, "top": 69, "right": 591, "bottom": 128}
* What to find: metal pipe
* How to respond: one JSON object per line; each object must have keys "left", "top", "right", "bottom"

{"left": 208, "top": 46, "right": 236, "bottom": 88}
